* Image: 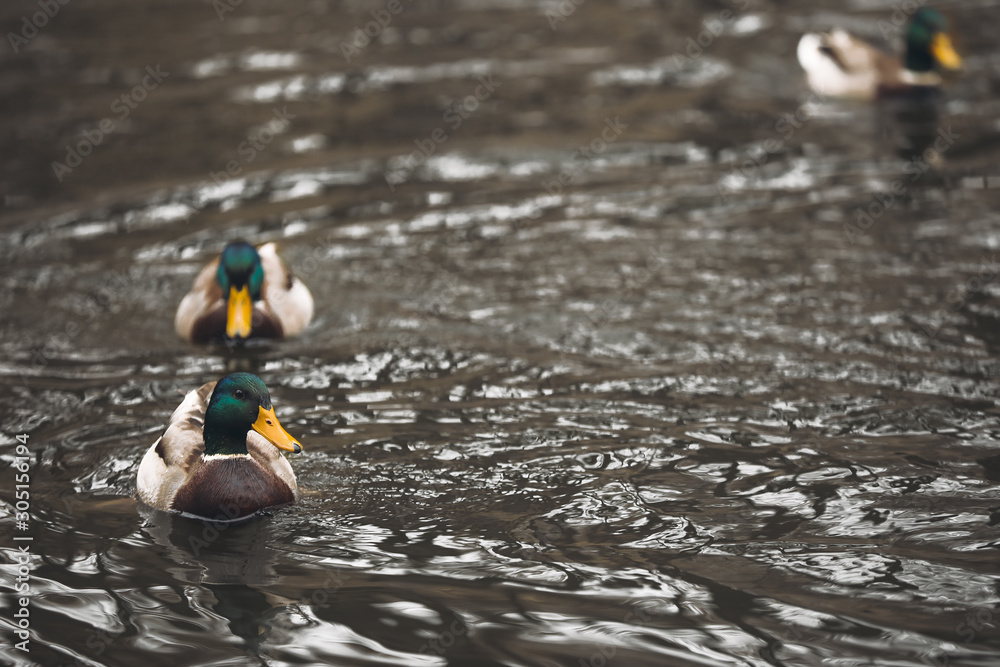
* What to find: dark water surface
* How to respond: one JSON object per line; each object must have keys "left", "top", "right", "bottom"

{"left": 2, "top": 0, "right": 1000, "bottom": 665}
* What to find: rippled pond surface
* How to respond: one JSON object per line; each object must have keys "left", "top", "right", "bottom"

{"left": 3, "top": 0, "right": 1000, "bottom": 665}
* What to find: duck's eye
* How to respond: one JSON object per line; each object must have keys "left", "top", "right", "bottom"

{"left": 235, "top": 389, "right": 245, "bottom": 399}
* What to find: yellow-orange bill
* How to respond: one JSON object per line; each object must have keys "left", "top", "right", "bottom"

{"left": 226, "top": 285, "right": 253, "bottom": 339}
{"left": 932, "top": 33, "right": 962, "bottom": 70}
{"left": 252, "top": 405, "right": 302, "bottom": 453}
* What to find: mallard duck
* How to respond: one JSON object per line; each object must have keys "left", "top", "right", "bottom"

{"left": 175, "top": 241, "right": 314, "bottom": 343}
{"left": 797, "top": 7, "right": 962, "bottom": 100}
{"left": 137, "top": 372, "right": 302, "bottom": 519}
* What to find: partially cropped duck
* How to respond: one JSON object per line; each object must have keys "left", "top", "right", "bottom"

{"left": 137, "top": 373, "right": 301, "bottom": 519}
{"left": 175, "top": 241, "right": 314, "bottom": 343}
{"left": 797, "top": 7, "right": 962, "bottom": 100}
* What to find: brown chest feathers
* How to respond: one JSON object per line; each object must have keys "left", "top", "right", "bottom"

{"left": 190, "top": 305, "right": 284, "bottom": 343}
{"left": 172, "top": 456, "right": 294, "bottom": 519}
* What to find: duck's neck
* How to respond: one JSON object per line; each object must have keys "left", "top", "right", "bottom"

{"left": 904, "top": 42, "right": 936, "bottom": 74}
{"left": 203, "top": 423, "right": 250, "bottom": 456}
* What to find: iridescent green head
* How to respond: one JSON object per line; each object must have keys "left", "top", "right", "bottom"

{"left": 216, "top": 242, "right": 264, "bottom": 339}
{"left": 905, "top": 9, "right": 962, "bottom": 73}
{"left": 203, "top": 372, "right": 301, "bottom": 456}
{"left": 217, "top": 241, "right": 264, "bottom": 298}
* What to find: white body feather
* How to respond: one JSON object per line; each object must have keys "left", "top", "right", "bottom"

{"left": 258, "top": 243, "right": 314, "bottom": 338}
{"left": 797, "top": 31, "right": 880, "bottom": 100}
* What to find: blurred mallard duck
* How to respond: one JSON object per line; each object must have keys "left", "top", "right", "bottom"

{"left": 175, "top": 241, "right": 314, "bottom": 343}
{"left": 137, "top": 373, "right": 301, "bottom": 519}
{"left": 797, "top": 7, "right": 962, "bottom": 100}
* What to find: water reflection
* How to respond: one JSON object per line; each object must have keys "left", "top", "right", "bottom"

{"left": 3, "top": 0, "right": 1000, "bottom": 665}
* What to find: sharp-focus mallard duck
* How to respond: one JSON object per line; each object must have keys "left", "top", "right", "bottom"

{"left": 797, "top": 7, "right": 962, "bottom": 100}
{"left": 137, "top": 373, "right": 301, "bottom": 519}
{"left": 175, "top": 241, "right": 314, "bottom": 343}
